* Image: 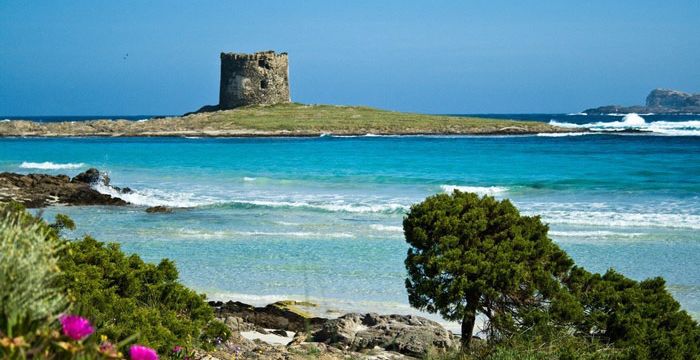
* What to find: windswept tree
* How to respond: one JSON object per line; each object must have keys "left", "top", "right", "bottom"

{"left": 403, "top": 191, "right": 576, "bottom": 348}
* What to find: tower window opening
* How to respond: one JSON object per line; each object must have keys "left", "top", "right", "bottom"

{"left": 258, "top": 59, "right": 271, "bottom": 69}
{"left": 260, "top": 79, "right": 269, "bottom": 89}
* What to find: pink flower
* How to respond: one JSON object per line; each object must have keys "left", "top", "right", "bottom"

{"left": 172, "top": 345, "right": 183, "bottom": 353}
{"left": 58, "top": 315, "right": 94, "bottom": 341}
{"left": 130, "top": 345, "right": 158, "bottom": 360}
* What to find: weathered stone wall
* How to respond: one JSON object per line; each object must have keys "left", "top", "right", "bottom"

{"left": 219, "top": 51, "right": 290, "bottom": 109}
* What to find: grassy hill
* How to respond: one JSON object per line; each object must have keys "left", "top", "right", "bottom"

{"left": 0, "top": 103, "right": 573, "bottom": 137}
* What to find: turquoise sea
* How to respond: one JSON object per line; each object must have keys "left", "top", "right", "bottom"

{"left": 1, "top": 114, "right": 699, "bottom": 328}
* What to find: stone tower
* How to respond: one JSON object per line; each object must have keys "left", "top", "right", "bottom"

{"left": 219, "top": 51, "right": 290, "bottom": 109}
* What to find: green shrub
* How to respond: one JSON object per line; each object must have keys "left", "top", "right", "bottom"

{"left": 404, "top": 191, "right": 576, "bottom": 348}
{"left": 57, "top": 236, "right": 230, "bottom": 354}
{"left": 0, "top": 205, "right": 66, "bottom": 340}
{"left": 564, "top": 267, "right": 700, "bottom": 360}
{"left": 0, "top": 202, "right": 229, "bottom": 357}
{"left": 405, "top": 192, "right": 700, "bottom": 358}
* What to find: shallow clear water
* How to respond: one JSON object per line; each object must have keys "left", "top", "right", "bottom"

{"left": 1, "top": 129, "right": 699, "bottom": 323}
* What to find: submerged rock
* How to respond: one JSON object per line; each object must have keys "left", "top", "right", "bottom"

{"left": 145, "top": 205, "right": 172, "bottom": 213}
{"left": 0, "top": 169, "right": 127, "bottom": 207}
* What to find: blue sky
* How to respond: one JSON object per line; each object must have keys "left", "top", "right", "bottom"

{"left": 1, "top": 1, "right": 698, "bottom": 115}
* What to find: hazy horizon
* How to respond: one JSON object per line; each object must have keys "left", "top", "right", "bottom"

{"left": 1, "top": 0, "right": 698, "bottom": 116}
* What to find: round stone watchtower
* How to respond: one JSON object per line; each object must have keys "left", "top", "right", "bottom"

{"left": 219, "top": 51, "right": 290, "bottom": 109}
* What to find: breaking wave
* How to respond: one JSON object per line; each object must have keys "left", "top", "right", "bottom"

{"left": 549, "top": 113, "right": 700, "bottom": 136}
{"left": 369, "top": 224, "right": 404, "bottom": 233}
{"left": 541, "top": 210, "right": 700, "bottom": 230}
{"left": 177, "top": 228, "right": 354, "bottom": 239}
{"left": 548, "top": 230, "right": 646, "bottom": 238}
{"left": 92, "top": 184, "right": 410, "bottom": 213}
{"left": 93, "top": 183, "right": 217, "bottom": 208}
{"left": 441, "top": 185, "right": 508, "bottom": 196}
{"left": 20, "top": 161, "right": 85, "bottom": 170}
{"left": 536, "top": 132, "right": 590, "bottom": 137}
{"left": 222, "top": 199, "right": 409, "bottom": 214}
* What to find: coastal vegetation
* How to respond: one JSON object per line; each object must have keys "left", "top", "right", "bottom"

{"left": 0, "top": 202, "right": 229, "bottom": 359}
{"left": 0, "top": 103, "right": 572, "bottom": 137}
{"left": 2, "top": 191, "right": 699, "bottom": 359}
{"left": 405, "top": 191, "right": 700, "bottom": 359}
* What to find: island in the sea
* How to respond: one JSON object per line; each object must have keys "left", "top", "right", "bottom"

{"left": 584, "top": 88, "right": 700, "bottom": 114}
{"left": 0, "top": 51, "right": 574, "bottom": 137}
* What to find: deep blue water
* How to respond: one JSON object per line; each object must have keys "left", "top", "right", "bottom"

{"left": 1, "top": 113, "right": 699, "bottom": 327}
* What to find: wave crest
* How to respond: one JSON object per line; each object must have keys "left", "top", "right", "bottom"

{"left": 20, "top": 161, "right": 85, "bottom": 170}
{"left": 441, "top": 185, "right": 508, "bottom": 196}
{"left": 549, "top": 113, "right": 700, "bottom": 136}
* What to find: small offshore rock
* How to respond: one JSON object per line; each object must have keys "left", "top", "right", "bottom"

{"left": 71, "top": 168, "right": 107, "bottom": 185}
{"left": 145, "top": 205, "right": 172, "bottom": 213}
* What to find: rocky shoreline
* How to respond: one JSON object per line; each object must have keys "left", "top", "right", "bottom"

{"left": 0, "top": 168, "right": 128, "bottom": 208}
{"left": 203, "top": 300, "right": 457, "bottom": 359}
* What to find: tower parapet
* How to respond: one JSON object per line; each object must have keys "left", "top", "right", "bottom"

{"left": 219, "top": 51, "right": 290, "bottom": 109}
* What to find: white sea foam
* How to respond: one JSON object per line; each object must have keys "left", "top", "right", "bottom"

{"left": 441, "top": 185, "right": 508, "bottom": 196}
{"left": 536, "top": 132, "right": 590, "bottom": 137}
{"left": 93, "top": 183, "right": 409, "bottom": 213}
{"left": 178, "top": 228, "right": 354, "bottom": 239}
{"left": 369, "top": 224, "right": 404, "bottom": 233}
{"left": 549, "top": 230, "right": 646, "bottom": 238}
{"left": 541, "top": 211, "right": 700, "bottom": 230}
{"left": 243, "top": 177, "right": 257, "bottom": 182}
{"left": 93, "top": 183, "right": 216, "bottom": 208}
{"left": 549, "top": 114, "right": 700, "bottom": 136}
{"left": 20, "top": 161, "right": 85, "bottom": 170}
{"left": 234, "top": 199, "right": 409, "bottom": 214}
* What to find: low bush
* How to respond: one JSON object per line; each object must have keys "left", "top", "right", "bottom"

{"left": 0, "top": 202, "right": 230, "bottom": 358}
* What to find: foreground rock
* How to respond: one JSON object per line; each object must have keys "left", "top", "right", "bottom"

{"left": 313, "top": 313, "right": 454, "bottom": 357}
{"left": 209, "top": 300, "right": 327, "bottom": 332}
{"left": 584, "top": 88, "right": 700, "bottom": 114}
{"left": 204, "top": 300, "right": 457, "bottom": 359}
{"left": 0, "top": 168, "right": 127, "bottom": 207}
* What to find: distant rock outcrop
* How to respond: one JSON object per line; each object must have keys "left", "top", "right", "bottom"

{"left": 584, "top": 88, "right": 700, "bottom": 114}
{"left": 0, "top": 168, "right": 128, "bottom": 208}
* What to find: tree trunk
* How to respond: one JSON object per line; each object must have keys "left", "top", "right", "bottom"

{"left": 460, "top": 298, "right": 478, "bottom": 350}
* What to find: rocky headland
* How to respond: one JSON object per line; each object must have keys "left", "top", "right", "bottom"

{"left": 584, "top": 88, "right": 700, "bottom": 114}
{"left": 0, "top": 168, "right": 128, "bottom": 208}
{"left": 204, "top": 300, "right": 457, "bottom": 359}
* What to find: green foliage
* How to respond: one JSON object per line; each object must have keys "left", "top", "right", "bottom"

{"left": 564, "top": 267, "right": 700, "bottom": 360}
{"left": 57, "top": 236, "right": 230, "bottom": 354}
{"left": 404, "top": 192, "right": 700, "bottom": 358}
{"left": 403, "top": 191, "right": 575, "bottom": 347}
{"left": 0, "top": 203, "right": 67, "bottom": 340}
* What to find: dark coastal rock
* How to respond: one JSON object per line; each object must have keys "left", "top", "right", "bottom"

{"left": 71, "top": 168, "right": 105, "bottom": 185}
{"left": 209, "top": 300, "right": 327, "bottom": 333}
{"left": 145, "top": 205, "right": 172, "bottom": 213}
{"left": 584, "top": 88, "right": 700, "bottom": 114}
{"left": 312, "top": 313, "right": 454, "bottom": 357}
{"left": 0, "top": 169, "right": 127, "bottom": 208}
